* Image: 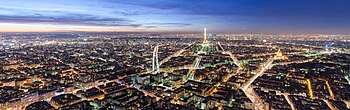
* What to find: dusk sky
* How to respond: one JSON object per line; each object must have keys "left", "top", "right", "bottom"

{"left": 1, "top": 0, "right": 350, "bottom": 33}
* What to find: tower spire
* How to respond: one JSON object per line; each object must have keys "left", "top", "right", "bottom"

{"left": 203, "top": 28, "right": 208, "bottom": 44}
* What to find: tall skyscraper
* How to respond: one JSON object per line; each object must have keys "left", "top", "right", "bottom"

{"left": 152, "top": 45, "right": 159, "bottom": 74}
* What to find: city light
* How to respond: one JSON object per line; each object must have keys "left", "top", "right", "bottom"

{"left": 1, "top": 1, "right": 350, "bottom": 110}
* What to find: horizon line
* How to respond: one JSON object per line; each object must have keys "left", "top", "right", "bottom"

{"left": 1, "top": 30, "right": 349, "bottom": 35}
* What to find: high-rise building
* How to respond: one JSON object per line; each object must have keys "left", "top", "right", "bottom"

{"left": 152, "top": 45, "right": 159, "bottom": 74}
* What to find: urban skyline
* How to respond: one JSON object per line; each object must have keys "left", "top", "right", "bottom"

{"left": 0, "top": 1, "right": 350, "bottom": 110}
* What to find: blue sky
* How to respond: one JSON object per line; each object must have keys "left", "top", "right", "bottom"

{"left": 0, "top": 0, "right": 350, "bottom": 33}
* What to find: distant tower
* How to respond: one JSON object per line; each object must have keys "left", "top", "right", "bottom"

{"left": 152, "top": 45, "right": 159, "bottom": 74}
{"left": 203, "top": 28, "right": 208, "bottom": 44}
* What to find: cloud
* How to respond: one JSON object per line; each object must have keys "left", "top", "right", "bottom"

{"left": 104, "top": 0, "right": 180, "bottom": 10}
{"left": 148, "top": 23, "right": 191, "bottom": 27}
{"left": 142, "top": 23, "right": 191, "bottom": 28}
{"left": 119, "top": 10, "right": 142, "bottom": 16}
{"left": 1, "top": 0, "right": 350, "bottom": 33}
{"left": 0, "top": 12, "right": 143, "bottom": 27}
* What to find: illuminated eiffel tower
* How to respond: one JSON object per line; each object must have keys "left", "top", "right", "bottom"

{"left": 202, "top": 28, "right": 209, "bottom": 46}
